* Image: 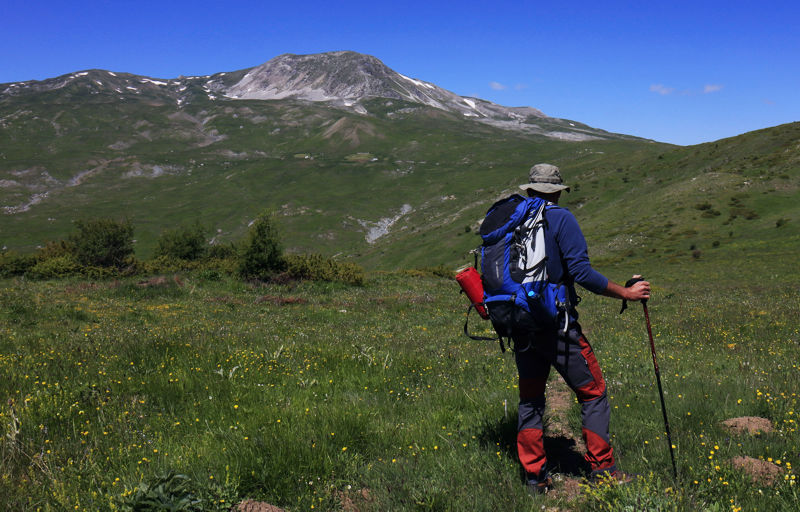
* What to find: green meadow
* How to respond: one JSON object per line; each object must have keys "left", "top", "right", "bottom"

{"left": 1, "top": 248, "right": 798, "bottom": 510}
{"left": 2, "top": 76, "right": 799, "bottom": 510}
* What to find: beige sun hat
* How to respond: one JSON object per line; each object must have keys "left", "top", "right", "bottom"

{"left": 519, "top": 163, "right": 570, "bottom": 194}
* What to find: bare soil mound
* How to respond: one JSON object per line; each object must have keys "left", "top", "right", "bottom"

{"left": 721, "top": 416, "right": 773, "bottom": 435}
{"left": 548, "top": 474, "right": 583, "bottom": 501}
{"left": 728, "top": 456, "right": 784, "bottom": 486}
{"left": 235, "top": 500, "right": 286, "bottom": 512}
{"left": 338, "top": 487, "right": 372, "bottom": 511}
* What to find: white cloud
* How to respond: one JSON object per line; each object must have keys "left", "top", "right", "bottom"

{"left": 704, "top": 84, "right": 723, "bottom": 94}
{"left": 650, "top": 84, "right": 675, "bottom": 95}
{"left": 514, "top": 83, "right": 528, "bottom": 91}
{"left": 489, "top": 81, "right": 507, "bottom": 91}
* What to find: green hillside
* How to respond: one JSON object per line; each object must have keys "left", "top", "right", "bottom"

{"left": 2, "top": 69, "right": 799, "bottom": 274}
{"left": 360, "top": 121, "right": 800, "bottom": 274}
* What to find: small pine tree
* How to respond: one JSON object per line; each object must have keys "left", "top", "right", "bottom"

{"left": 68, "top": 218, "right": 134, "bottom": 268}
{"left": 238, "top": 211, "right": 286, "bottom": 280}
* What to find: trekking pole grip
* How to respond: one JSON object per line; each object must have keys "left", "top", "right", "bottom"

{"left": 619, "top": 276, "right": 646, "bottom": 314}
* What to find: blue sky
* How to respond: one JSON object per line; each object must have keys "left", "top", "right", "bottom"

{"left": 2, "top": 0, "right": 798, "bottom": 145}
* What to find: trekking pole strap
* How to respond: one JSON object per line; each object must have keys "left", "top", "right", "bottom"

{"left": 463, "top": 303, "right": 497, "bottom": 341}
{"left": 619, "top": 276, "right": 646, "bottom": 314}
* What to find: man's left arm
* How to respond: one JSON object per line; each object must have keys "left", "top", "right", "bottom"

{"left": 603, "top": 276, "right": 650, "bottom": 301}
{"left": 555, "top": 210, "right": 650, "bottom": 301}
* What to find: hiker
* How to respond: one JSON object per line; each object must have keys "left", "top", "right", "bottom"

{"left": 513, "top": 163, "right": 650, "bottom": 492}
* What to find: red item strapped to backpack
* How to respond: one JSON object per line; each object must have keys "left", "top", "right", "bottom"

{"left": 456, "top": 266, "right": 490, "bottom": 319}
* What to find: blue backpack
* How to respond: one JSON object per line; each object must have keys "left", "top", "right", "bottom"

{"left": 477, "top": 194, "right": 569, "bottom": 350}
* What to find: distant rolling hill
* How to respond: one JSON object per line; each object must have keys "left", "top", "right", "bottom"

{"left": 1, "top": 52, "right": 797, "bottom": 272}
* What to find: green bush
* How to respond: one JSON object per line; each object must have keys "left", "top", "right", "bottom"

{"left": 26, "top": 255, "right": 81, "bottom": 279}
{"left": 34, "top": 240, "right": 74, "bottom": 261}
{"left": 68, "top": 218, "right": 134, "bottom": 268}
{"left": 138, "top": 255, "right": 237, "bottom": 278}
{"left": 0, "top": 251, "right": 36, "bottom": 277}
{"left": 238, "top": 211, "right": 286, "bottom": 280}
{"left": 207, "top": 243, "right": 238, "bottom": 260}
{"left": 285, "top": 253, "right": 365, "bottom": 286}
{"left": 155, "top": 223, "right": 208, "bottom": 261}
{"left": 199, "top": 257, "right": 238, "bottom": 276}
{"left": 142, "top": 255, "right": 191, "bottom": 274}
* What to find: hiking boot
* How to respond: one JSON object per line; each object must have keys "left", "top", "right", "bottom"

{"left": 526, "top": 475, "right": 553, "bottom": 495}
{"left": 588, "top": 469, "right": 637, "bottom": 486}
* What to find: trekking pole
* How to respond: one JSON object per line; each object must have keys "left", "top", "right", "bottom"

{"left": 621, "top": 277, "right": 678, "bottom": 480}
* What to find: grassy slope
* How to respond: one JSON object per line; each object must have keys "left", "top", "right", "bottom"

{"left": 0, "top": 89, "right": 666, "bottom": 263}
{"left": 3, "top": 81, "right": 799, "bottom": 275}
{"left": 364, "top": 121, "right": 800, "bottom": 272}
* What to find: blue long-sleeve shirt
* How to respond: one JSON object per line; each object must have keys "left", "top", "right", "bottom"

{"left": 543, "top": 205, "right": 608, "bottom": 315}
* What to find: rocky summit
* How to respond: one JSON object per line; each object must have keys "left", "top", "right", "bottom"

{"left": 222, "top": 51, "right": 617, "bottom": 141}
{"left": 1, "top": 51, "right": 635, "bottom": 142}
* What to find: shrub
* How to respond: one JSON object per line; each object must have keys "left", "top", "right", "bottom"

{"left": 68, "top": 218, "right": 134, "bottom": 268}
{"left": 415, "top": 265, "right": 454, "bottom": 278}
{"left": 26, "top": 255, "right": 81, "bottom": 279}
{"left": 285, "top": 253, "right": 364, "bottom": 286}
{"left": 238, "top": 211, "right": 286, "bottom": 280}
{"left": 155, "top": 223, "right": 208, "bottom": 261}
{"left": 34, "top": 240, "right": 74, "bottom": 261}
{"left": 142, "top": 255, "right": 188, "bottom": 274}
{"left": 0, "top": 251, "right": 36, "bottom": 277}
{"left": 207, "top": 243, "right": 238, "bottom": 260}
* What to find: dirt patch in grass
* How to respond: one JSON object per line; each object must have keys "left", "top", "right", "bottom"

{"left": 234, "top": 500, "right": 286, "bottom": 512}
{"left": 337, "top": 487, "right": 373, "bottom": 511}
{"left": 137, "top": 275, "right": 184, "bottom": 287}
{"left": 721, "top": 416, "right": 774, "bottom": 435}
{"left": 542, "top": 379, "right": 586, "bottom": 501}
{"left": 546, "top": 383, "right": 582, "bottom": 447}
{"left": 548, "top": 472, "right": 583, "bottom": 502}
{"left": 728, "top": 456, "right": 784, "bottom": 486}
{"left": 256, "top": 295, "right": 308, "bottom": 305}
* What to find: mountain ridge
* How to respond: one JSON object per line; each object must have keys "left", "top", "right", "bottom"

{"left": 0, "top": 51, "right": 644, "bottom": 142}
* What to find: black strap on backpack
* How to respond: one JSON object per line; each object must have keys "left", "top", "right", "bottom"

{"left": 462, "top": 301, "right": 514, "bottom": 352}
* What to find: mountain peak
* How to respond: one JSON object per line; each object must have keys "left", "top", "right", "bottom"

{"left": 224, "top": 51, "right": 433, "bottom": 105}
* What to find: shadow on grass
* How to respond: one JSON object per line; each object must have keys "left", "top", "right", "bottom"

{"left": 478, "top": 416, "right": 590, "bottom": 481}
{"left": 543, "top": 435, "right": 590, "bottom": 477}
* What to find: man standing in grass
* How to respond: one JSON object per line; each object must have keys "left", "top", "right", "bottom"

{"left": 514, "top": 163, "right": 650, "bottom": 493}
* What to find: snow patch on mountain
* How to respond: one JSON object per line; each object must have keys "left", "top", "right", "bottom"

{"left": 398, "top": 73, "right": 434, "bottom": 90}
{"left": 141, "top": 78, "right": 167, "bottom": 86}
